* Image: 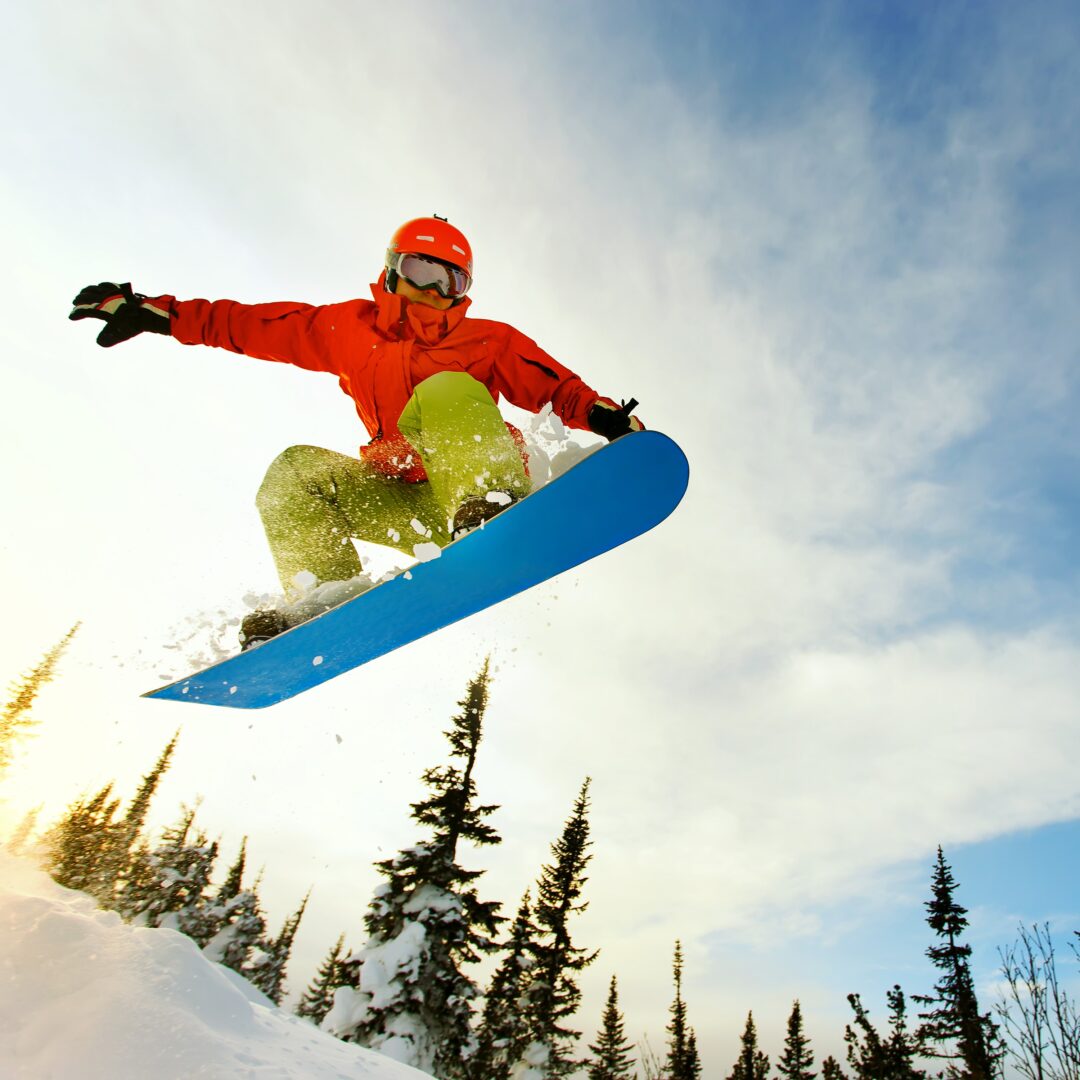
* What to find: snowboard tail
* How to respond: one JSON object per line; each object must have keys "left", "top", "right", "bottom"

{"left": 145, "top": 430, "right": 689, "bottom": 709}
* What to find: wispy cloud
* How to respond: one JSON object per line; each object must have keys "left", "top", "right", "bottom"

{"left": 4, "top": 1, "right": 1080, "bottom": 1072}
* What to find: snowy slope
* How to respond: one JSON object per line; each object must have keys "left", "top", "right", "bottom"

{"left": 0, "top": 851, "right": 430, "bottom": 1080}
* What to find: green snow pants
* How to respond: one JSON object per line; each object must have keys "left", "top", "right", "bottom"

{"left": 255, "top": 372, "right": 532, "bottom": 599}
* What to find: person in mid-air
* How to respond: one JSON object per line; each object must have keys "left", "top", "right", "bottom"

{"left": 70, "top": 215, "right": 644, "bottom": 647}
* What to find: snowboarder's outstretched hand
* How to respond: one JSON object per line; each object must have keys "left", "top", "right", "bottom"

{"left": 588, "top": 398, "right": 645, "bottom": 441}
{"left": 69, "top": 282, "right": 172, "bottom": 347}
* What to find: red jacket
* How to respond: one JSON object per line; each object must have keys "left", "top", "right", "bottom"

{"left": 166, "top": 273, "right": 606, "bottom": 482}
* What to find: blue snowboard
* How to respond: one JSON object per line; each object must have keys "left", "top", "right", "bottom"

{"left": 145, "top": 430, "right": 688, "bottom": 709}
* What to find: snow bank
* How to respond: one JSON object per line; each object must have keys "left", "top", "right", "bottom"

{"left": 0, "top": 852, "right": 431, "bottom": 1080}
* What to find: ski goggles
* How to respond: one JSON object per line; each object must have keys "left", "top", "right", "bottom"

{"left": 392, "top": 252, "right": 472, "bottom": 299}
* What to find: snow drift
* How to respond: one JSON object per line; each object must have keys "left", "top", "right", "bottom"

{"left": 0, "top": 851, "right": 430, "bottom": 1079}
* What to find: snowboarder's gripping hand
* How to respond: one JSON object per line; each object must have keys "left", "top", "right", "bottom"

{"left": 588, "top": 398, "right": 645, "bottom": 441}
{"left": 69, "top": 282, "right": 172, "bottom": 348}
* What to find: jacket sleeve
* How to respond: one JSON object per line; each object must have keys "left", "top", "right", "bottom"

{"left": 166, "top": 297, "right": 362, "bottom": 376}
{"left": 492, "top": 328, "right": 603, "bottom": 431}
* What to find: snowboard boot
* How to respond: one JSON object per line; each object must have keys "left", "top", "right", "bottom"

{"left": 239, "top": 608, "right": 289, "bottom": 651}
{"left": 452, "top": 492, "right": 517, "bottom": 540}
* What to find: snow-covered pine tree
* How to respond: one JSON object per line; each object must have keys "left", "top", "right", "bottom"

{"left": 726, "top": 1011, "right": 770, "bottom": 1080}
{"left": 844, "top": 987, "right": 926, "bottom": 1079}
{"left": 202, "top": 839, "right": 270, "bottom": 979}
{"left": 776, "top": 1000, "right": 816, "bottom": 1079}
{"left": 471, "top": 891, "right": 540, "bottom": 1080}
{"left": 103, "top": 732, "right": 179, "bottom": 912}
{"left": 0, "top": 623, "right": 79, "bottom": 778}
{"left": 42, "top": 783, "right": 122, "bottom": 898}
{"left": 324, "top": 661, "right": 504, "bottom": 1078}
{"left": 587, "top": 975, "right": 636, "bottom": 1079}
{"left": 913, "top": 848, "right": 1003, "bottom": 1079}
{"left": 296, "top": 933, "right": 349, "bottom": 1025}
{"left": 509, "top": 777, "right": 599, "bottom": 1078}
{"left": 821, "top": 1056, "right": 848, "bottom": 1080}
{"left": 664, "top": 940, "right": 700, "bottom": 1079}
{"left": 108, "top": 734, "right": 176, "bottom": 894}
{"left": 121, "top": 807, "right": 219, "bottom": 940}
{"left": 250, "top": 890, "right": 310, "bottom": 1004}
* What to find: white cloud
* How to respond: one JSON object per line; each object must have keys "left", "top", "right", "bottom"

{"left": 4, "top": 2, "right": 1080, "bottom": 1074}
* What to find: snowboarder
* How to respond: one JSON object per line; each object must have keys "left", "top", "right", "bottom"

{"left": 70, "top": 215, "right": 644, "bottom": 647}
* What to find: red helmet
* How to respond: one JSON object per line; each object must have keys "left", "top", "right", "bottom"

{"left": 386, "top": 215, "right": 473, "bottom": 277}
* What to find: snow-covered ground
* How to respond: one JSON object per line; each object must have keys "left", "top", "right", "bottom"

{"left": 0, "top": 851, "right": 430, "bottom": 1080}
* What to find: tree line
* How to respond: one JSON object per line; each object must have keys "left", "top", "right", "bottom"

{"left": 3, "top": 629, "right": 1080, "bottom": 1078}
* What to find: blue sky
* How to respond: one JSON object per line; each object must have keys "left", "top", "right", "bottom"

{"left": 3, "top": 1, "right": 1080, "bottom": 1076}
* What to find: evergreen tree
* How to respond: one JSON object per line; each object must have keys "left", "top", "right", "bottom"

{"left": 511, "top": 777, "right": 599, "bottom": 1078}
{"left": 296, "top": 933, "right": 348, "bottom": 1026}
{"left": 472, "top": 891, "right": 540, "bottom": 1080}
{"left": 105, "top": 733, "right": 179, "bottom": 912}
{"left": 0, "top": 623, "right": 79, "bottom": 777}
{"left": 913, "top": 848, "right": 1003, "bottom": 1079}
{"left": 776, "top": 1000, "right": 816, "bottom": 1080}
{"left": 820, "top": 1056, "right": 848, "bottom": 1080}
{"left": 686, "top": 1030, "right": 702, "bottom": 1080}
{"left": 726, "top": 1011, "right": 769, "bottom": 1080}
{"left": 202, "top": 839, "right": 269, "bottom": 976}
{"left": 324, "top": 661, "right": 504, "bottom": 1078}
{"left": 215, "top": 837, "right": 248, "bottom": 907}
{"left": 844, "top": 987, "right": 926, "bottom": 1079}
{"left": 250, "top": 890, "right": 310, "bottom": 1004}
{"left": 43, "top": 783, "right": 122, "bottom": 897}
{"left": 665, "top": 941, "right": 700, "bottom": 1079}
{"left": 587, "top": 975, "right": 637, "bottom": 1080}
{"left": 121, "top": 807, "right": 218, "bottom": 939}
{"left": 43, "top": 736, "right": 179, "bottom": 913}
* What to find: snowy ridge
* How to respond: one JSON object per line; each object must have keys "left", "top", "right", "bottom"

{"left": 0, "top": 851, "right": 430, "bottom": 1080}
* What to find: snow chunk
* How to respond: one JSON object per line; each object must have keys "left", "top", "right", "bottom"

{"left": 412, "top": 542, "right": 442, "bottom": 563}
{"left": 402, "top": 883, "right": 461, "bottom": 919}
{"left": 291, "top": 569, "right": 319, "bottom": 594}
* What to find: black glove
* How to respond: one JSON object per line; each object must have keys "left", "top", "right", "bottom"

{"left": 587, "top": 397, "right": 644, "bottom": 441}
{"left": 69, "top": 282, "right": 172, "bottom": 347}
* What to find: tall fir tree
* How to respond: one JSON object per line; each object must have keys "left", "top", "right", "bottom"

{"left": 685, "top": 1030, "right": 702, "bottom": 1080}
{"left": 43, "top": 782, "right": 122, "bottom": 897}
{"left": 250, "top": 890, "right": 310, "bottom": 1005}
{"left": 43, "top": 737, "right": 179, "bottom": 913}
{"left": 472, "top": 891, "right": 540, "bottom": 1080}
{"left": 510, "top": 777, "right": 599, "bottom": 1078}
{"left": 324, "top": 661, "right": 504, "bottom": 1079}
{"left": 0, "top": 623, "right": 79, "bottom": 777}
{"left": 120, "top": 807, "right": 218, "bottom": 939}
{"left": 777, "top": 1000, "right": 816, "bottom": 1080}
{"left": 913, "top": 848, "right": 1003, "bottom": 1079}
{"left": 105, "top": 733, "right": 180, "bottom": 912}
{"left": 202, "top": 839, "right": 270, "bottom": 977}
{"left": 821, "top": 1056, "right": 848, "bottom": 1080}
{"left": 726, "top": 1011, "right": 770, "bottom": 1080}
{"left": 844, "top": 986, "right": 926, "bottom": 1080}
{"left": 296, "top": 933, "right": 349, "bottom": 1026}
{"left": 587, "top": 975, "right": 637, "bottom": 1080}
{"left": 665, "top": 941, "right": 700, "bottom": 1079}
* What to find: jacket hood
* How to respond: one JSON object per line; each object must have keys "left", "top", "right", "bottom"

{"left": 371, "top": 271, "right": 472, "bottom": 345}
